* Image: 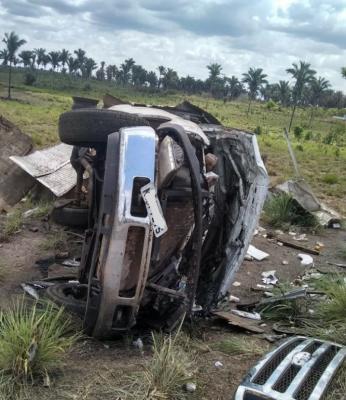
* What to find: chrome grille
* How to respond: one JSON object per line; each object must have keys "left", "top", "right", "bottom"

{"left": 235, "top": 337, "right": 346, "bottom": 400}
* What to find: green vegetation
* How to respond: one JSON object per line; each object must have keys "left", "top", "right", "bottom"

{"left": 110, "top": 329, "right": 196, "bottom": 400}
{"left": 323, "top": 174, "right": 339, "bottom": 184}
{"left": 1, "top": 208, "right": 23, "bottom": 239}
{"left": 40, "top": 230, "right": 68, "bottom": 252}
{"left": 263, "top": 193, "right": 318, "bottom": 228}
{"left": 212, "top": 336, "right": 265, "bottom": 356}
{"left": 0, "top": 299, "right": 80, "bottom": 397}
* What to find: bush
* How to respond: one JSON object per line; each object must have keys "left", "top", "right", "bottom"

{"left": 304, "top": 131, "right": 313, "bottom": 141}
{"left": 322, "top": 174, "right": 339, "bottom": 184}
{"left": 0, "top": 299, "right": 80, "bottom": 388}
{"left": 254, "top": 126, "right": 263, "bottom": 135}
{"left": 82, "top": 83, "right": 91, "bottom": 91}
{"left": 23, "top": 72, "right": 36, "bottom": 86}
{"left": 295, "top": 144, "right": 304, "bottom": 152}
{"left": 266, "top": 100, "right": 276, "bottom": 110}
{"left": 293, "top": 126, "right": 303, "bottom": 140}
{"left": 264, "top": 193, "right": 318, "bottom": 228}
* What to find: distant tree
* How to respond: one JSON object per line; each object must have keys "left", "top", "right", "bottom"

{"left": 96, "top": 61, "right": 106, "bottom": 81}
{"left": 342, "top": 67, "right": 346, "bottom": 79}
{"left": 157, "top": 65, "right": 166, "bottom": 88}
{"left": 48, "top": 51, "right": 60, "bottom": 71}
{"left": 308, "top": 76, "right": 331, "bottom": 126}
{"left": 206, "top": 63, "right": 223, "bottom": 94}
{"left": 18, "top": 50, "right": 34, "bottom": 67}
{"left": 82, "top": 57, "right": 97, "bottom": 78}
{"left": 59, "top": 49, "right": 70, "bottom": 72}
{"left": 276, "top": 80, "right": 291, "bottom": 106}
{"left": 119, "top": 58, "right": 135, "bottom": 85}
{"left": 0, "top": 48, "right": 9, "bottom": 65}
{"left": 74, "top": 48, "right": 86, "bottom": 75}
{"left": 42, "top": 54, "right": 50, "bottom": 70}
{"left": 162, "top": 68, "right": 179, "bottom": 90}
{"left": 286, "top": 61, "right": 316, "bottom": 131}
{"left": 146, "top": 70, "right": 158, "bottom": 88}
{"left": 34, "top": 48, "right": 46, "bottom": 69}
{"left": 2, "top": 31, "right": 26, "bottom": 98}
{"left": 242, "top": 67, "right": 268, "bottom": 115}
{"left": 105, "top": 64, "right": 117, "bottom": 81}
{"left": 67, "top": 56, "right": 78, "bottom": 75}
{"left": 225, "top": 76, "right": 243, "bottom": 101}
{"left": 180, "top": 75, "right": 197, "bottom": 93}
{"left": 131, "top": 64, "right": 147, "bottom": 86}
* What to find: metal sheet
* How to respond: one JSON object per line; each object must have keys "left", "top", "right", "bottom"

{"left": 10, "top": 143, "right": 76, "bottom": 197}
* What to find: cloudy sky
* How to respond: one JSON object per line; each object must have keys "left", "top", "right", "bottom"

{"left": 0, "top": 0, "right": 345, "bottom": 89}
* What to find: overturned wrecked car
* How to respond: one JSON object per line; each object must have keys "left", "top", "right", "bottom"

{"left": 47, "top": 100, "right": 268, "bottom": 338}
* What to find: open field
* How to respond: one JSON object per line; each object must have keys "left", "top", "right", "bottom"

{"left": 1, "top": 67, "right": 345, "bottom": 214}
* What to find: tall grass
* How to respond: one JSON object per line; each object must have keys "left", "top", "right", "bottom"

{"left": 263, "top": 193, "right": 318, "bottom": 228}
{"left": 0, "top": 298, "right": 80, "bottom": 394}
{"left": 107, "top": 329, "right": 196, "bottom": 400}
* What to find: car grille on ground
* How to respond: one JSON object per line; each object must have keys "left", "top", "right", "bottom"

{"left": 235, "top": 336, "right": 346, "bottom": 400}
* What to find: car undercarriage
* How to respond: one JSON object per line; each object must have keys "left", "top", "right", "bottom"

{"left": 47, "top": 100, "right": 268, "bottom": 338}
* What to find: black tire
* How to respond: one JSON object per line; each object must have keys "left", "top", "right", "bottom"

{"left": 46, "top": 283, "right": 98, "bottom": 316}
{"left": 59, "top": 109, "right": 149, "bottom": 145}
{"left": 51, "top": 206, "right": 89, "bottom": 228}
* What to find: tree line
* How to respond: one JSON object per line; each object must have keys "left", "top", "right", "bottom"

{"left": 1, "top": 31, "right": 346, "bottom": 125}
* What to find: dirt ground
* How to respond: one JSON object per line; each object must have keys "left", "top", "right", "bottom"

{"left": 0, "top": 215, "right": 345, "bottom": 399}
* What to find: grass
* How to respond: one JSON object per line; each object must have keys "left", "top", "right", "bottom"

{"left": 325, "top": 363, "right": 346, "bottom": 400}
{"left": 1, "top": 209, "right": 24, "bottom": 240}
{"left": 40, "top": 230, "right": 68, "bottom": 252}
{"left": 0, "top": 298, "right": 80, "bottom": 397}
{"left": 263, "top": 193, "right": 318, "bottom": 228}
{"left": 322, "top": 174, "right": 339, "bottom": 184}
{"left": 212, "top": 336, "right": 265, "bottom": 356}
{"left": 109, "top": 329, "right": 197, "bottom": 400}
{"left": 0, "top": 263, "right": 7, "bottom": 284}
{"left": 338, "top": 245, "right": 346, "bottom": 260}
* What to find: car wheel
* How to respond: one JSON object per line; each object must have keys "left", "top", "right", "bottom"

{"left": 58, "top": 109, "right": 149, "bottom": 146}
{"left": 51, "top": 206, "right": 89, "bottom": 228}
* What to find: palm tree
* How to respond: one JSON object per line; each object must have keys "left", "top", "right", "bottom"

{"left": 48, "top": 51, "right": 60, "bottom": 71}
{"left": 161, "top": 68, "right": 179, "bottom": 89}
{"left": 276, "top": 80, "right": 291, "bottom": 106}
{"left": 59, "top": 49, "right": 70, "bottom": 72}
{"left": 82, "top": 57, "right": 97, "bottom": 78}
{"left": 207, "top": 63, "right": 222, "bottom": 93}
{"left": 225, "top": 76, "right": 243, "bottom": 101}
{"left": 131, "top": 64, "right": 147, "bottom": 86}
{"left": 18, "top": 50, "right": 33, "bottom": 67}
{"left": 286, "top": 61, "right": 316, "bottom": 131}
{"left": 0, "top": 49, "right": 9, "bottom": 65}
{"left": 342, "top": 67, "right": 346, "bottom": 79}
{"left": 119, "top": 58, "right": 135, "bottom": 85}
{"left": 67, "top": 56, "right": 79, "bottom": 75}
{"left": 308, "top": 76, "right": 331, "bottom": 126}
{"left": 34, "top": 48, "right": 46, "bottom": 69}
{"left": 242, "top": 67, "right": 268, "bottom": 115}
{"left": 74, "top": 48, "right": 86, "bottom": 75}
{"left": 157, "top": 65, "right": 166, "bottom": 88}
{"left": 2, "top": 31, "right": 26, "bottom": 98}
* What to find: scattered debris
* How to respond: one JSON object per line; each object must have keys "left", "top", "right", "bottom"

{"left": 132, "top": 338, "right": 144, "bottom": 352}
{"left": 261, "top": 270, "right": 278, "bottom": 285}
{"left": 229, "top": 295, "right": 240, "bottom": 303}
{"left": 10, "top": 143, "right": 75, "bottom": 197}
{"left": 185, "top": 382, "right": 197, "bottom": 393}
{"left": 231, "top": 310, "right": 261, "bottom": 320}
{"left": 233, "top": 281, "right": 241, "bottom": 287}
{"left": 246, "top": 244, "right": 269, "bottom": 261}
{"left": 62, "top": 258, "right": 80, "bottom": 268}
{"left": 214, "top": 361, "right": 223, "bottom": 368}
{"left": 293, "top": 233, "right": 308, "bottom": 241}
{"left": 298, "top": 253, "right": 314, "bottom": 266}
{"left": 278, "top": 238, "right": 320, "bottom": 255}
{"left": 327, "top": 261, "right": 346, "bottom": 269}
{"left": 212, "top": 311, "right": 264, "bottom": 334}
{"left": 29, "top": 226, "right": 39, "bottom": 232}
{"left": 282, "top": 260, "right": 289, "bottom": 265}
{"left": 20, "top": 283, "right": 39, "bottom": 300}
{"left": 263, "top": 334, "right": 286, "bottom": 343}
{"left": 258, "top": 288, "right": 307, "bottom": 307}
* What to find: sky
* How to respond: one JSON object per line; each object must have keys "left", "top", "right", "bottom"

{"left": 0, "top": 0, "right": 345, "bottom": 90}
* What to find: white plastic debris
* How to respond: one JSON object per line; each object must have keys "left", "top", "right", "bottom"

{"left": 132, "top": 338, "right": 144, "bottom": 352}
{"left": 264, "top": 291, "right": 274, "bottom": 297}
{"left": 20, "top": 283, "right": 39, "bottom": 300}
{"left": 244, "top": 254, "right": 253, "bottom": 261}
{"left": 214, "top": 361, "right": 223, "bottom": 368}
{"left": 229, "top": 295, "right": 240, "bottom": 303}
{"left": 275, "top": 229, "right": 284, "bottom": 236}
{"left": 257, "top": 284, "right": 274, "bottom": 290}
{"left": 261, "top": 270, "right": 278, "bottom": 285}
{"left": 233, "top": 281, "right": 241, "bottom": 287}
{"left": 293, "top": 234, "right": 308, "bottom": 241}
{"left": 298, "top": 254, "right": 314, "bottom": 266}
{"left": 231, "top": 310, "right": 261, "bottom": 320}
{"left": 23, "top": 207, "right": 39, "bottom": 218}
{"left": 282, "top": 260, "right": 289, "bottom": 265}
{"left": 185, "top": 382, "right": 197, "bottom": 393}
{"left": 246, "top": 245, "right": 269, "bottom": 261}
{"left": 277, "top": 242, "right": 283, "bottom": 246}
